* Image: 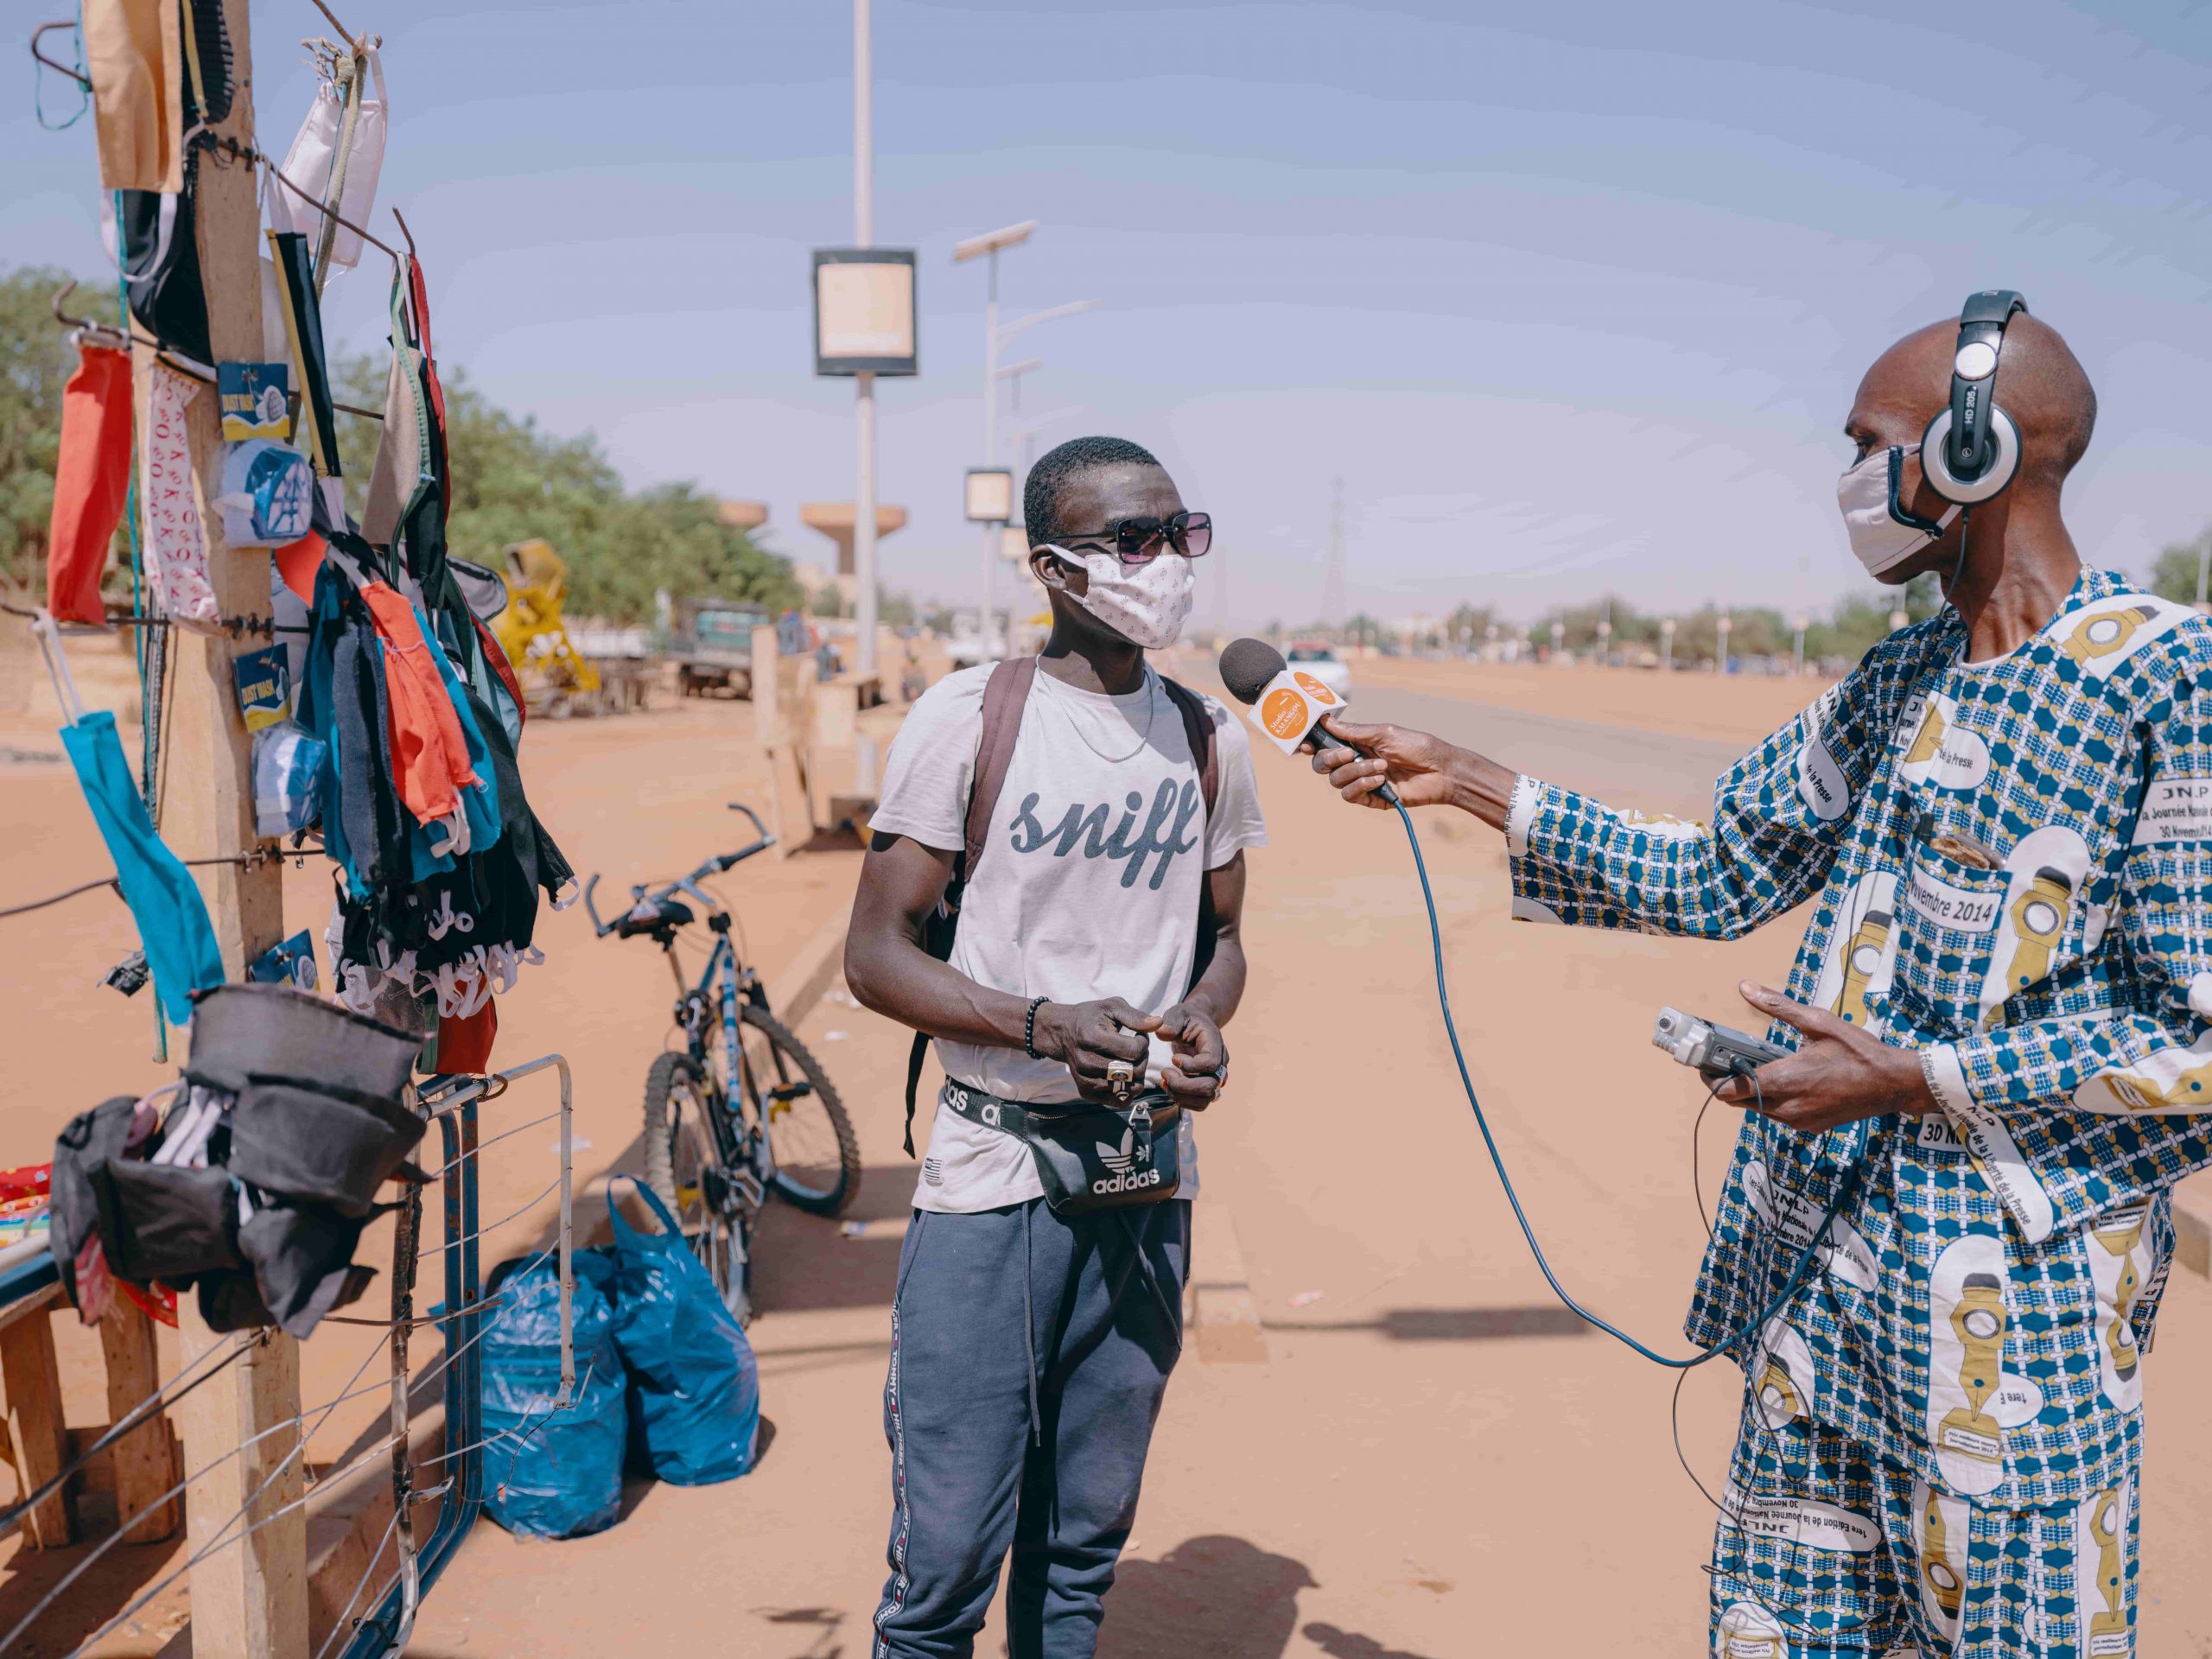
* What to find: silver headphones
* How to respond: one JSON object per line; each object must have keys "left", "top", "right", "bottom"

{"left": 1920, "top": 289, "right": 2026, "bottom": 505}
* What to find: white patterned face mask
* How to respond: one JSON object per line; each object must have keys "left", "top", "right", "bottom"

{"left": 1838, "top": 444, "right": 1960, "bottom": 578}
{"left": 1042, "top": 544, "right": 1194, "bottom": 649}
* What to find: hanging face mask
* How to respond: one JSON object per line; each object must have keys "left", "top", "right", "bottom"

{"left": 1838, "top": 445, "right": 1960, "bottom": 578}
{"left": 1042, "top": 545, "right": 1194, "bottom": 650}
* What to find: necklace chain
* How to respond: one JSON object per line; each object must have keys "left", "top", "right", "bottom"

{"left": 1057, "top": 669, "right": 1158, "bottom": 765}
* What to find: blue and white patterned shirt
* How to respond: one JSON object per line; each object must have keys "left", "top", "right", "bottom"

{"left": 1507, "top": 568, "right": 2212, "bottom": 1509}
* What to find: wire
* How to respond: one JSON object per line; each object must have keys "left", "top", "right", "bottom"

{"left": 57, "top": 1426, "right": 405, "bottom": 1659}
{"left": 0, "top": 850, "right": 286, "bottom": 925}
{"left": 0, "top": 873, "right": 118, "bottom": 920}
{"left": 52, "top": 1230, "right": 572, "bottom": 1659}
{"left": 440, "top": 1171, "right": 563, "bottom": 1252}
{"left": 1692, "top": 1081, "right": 1720, "bottom": 1243}
{"left": 423, "top": 1109, "right": 563, "bottom": 1179}
{"left": 1390, "top": 796, "right": 1867, "bottom": 1370}
{"left": 1670, "top": 1367, "right": 1724, "bottom": 1513}
{"left": 0, "top": 1326, "right": 251, "bottom": 1531}
{"left": 313, "top": 1508, "right": 399, "bottom": 1659}
{"left": 18, "top": 1224, "right": 556, "bottom": 1658}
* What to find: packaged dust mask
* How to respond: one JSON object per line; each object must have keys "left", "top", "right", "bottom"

{"left": 1044, "top": 546, "right": 1195, "bottom": 649}
{"left": 1838, "top": 445, "right": 1959, "bottom": 578}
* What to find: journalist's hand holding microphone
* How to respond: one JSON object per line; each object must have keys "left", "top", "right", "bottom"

{"left": 1308, "top": 715, "right": 1518, "bottom": 823}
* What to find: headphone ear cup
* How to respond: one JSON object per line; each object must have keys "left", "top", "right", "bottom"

{"left": 1920, "top": 406, "right": 2020, "bottom": 505}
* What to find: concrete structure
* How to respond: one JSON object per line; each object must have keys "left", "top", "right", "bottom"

{"left": 799, "top": 503, "right": 907, "bottom": 577}
{"left": 716, "top": 500, "right": 770, "bottom": 533}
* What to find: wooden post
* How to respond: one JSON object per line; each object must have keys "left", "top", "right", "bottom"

{"left": 143, "top": 0, "right": 308, "bottom": 1650}
{"left": 173, "top": 1331, "right": 307, "bottom": 1655}
{"left": 751, "top": 624, "right": 782, "bottom": 744}
{"left": 99, "top": 1300, "right": 182, "bottom": 1543}
{"left": 0, "top": 1297, "right": 73, "bottom": 1549}
{"left": 755, "top": 625, "right": 816, "bottom": 855}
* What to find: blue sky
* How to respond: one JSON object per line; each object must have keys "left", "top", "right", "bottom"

{"left": 10, "top": 1, "right": 2209, "bottom": 627}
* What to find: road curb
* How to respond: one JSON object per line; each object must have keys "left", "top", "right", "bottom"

{"left": 775, "top": 909, "right": 849, "bottom": 1029}
{"left": 1189, "top": 1203, "right": 1268, "bottom": 1364}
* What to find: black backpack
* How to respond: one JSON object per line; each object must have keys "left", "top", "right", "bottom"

{"left": 899, "top": 657, "right": 1222, "bottom": 1154}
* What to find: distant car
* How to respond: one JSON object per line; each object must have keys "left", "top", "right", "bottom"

{"left": 1286, "top": 643, "right": 1351, "bottom": 696}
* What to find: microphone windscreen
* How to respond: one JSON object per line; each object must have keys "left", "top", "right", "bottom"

{"left": 1218, "top": 638, "right": 1287, "bottom": 707}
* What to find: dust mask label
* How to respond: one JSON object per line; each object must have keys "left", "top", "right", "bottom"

{"left": 1044, "top": 546, "right": 1194, "bottom": 649}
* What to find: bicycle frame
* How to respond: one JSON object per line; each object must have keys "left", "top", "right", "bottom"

{"left": 656, "top": 912, "right": 780, "bottom": 1205}
{"left": 582, "top": 804, "right": 782, "bottom": 1205}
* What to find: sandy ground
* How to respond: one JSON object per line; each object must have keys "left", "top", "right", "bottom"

{"left": 6, "top": 646, "right": 2212, "bottom": 1656}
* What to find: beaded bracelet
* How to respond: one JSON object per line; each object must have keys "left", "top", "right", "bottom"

{"left": 1024, "top": 995, "right": 1050, "bottom": 1059}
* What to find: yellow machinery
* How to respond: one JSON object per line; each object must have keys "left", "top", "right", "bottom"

{"left": 493, "top": 539, "right": 602, "bottom": 716}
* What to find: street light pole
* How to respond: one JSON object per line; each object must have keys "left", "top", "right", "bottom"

{"left": 954, "top": 223, "right": 1094, "bottom": 658}
{"left": 981, "top": 245, "right": 999, "bottom": 653}
{"left": 851, "top": 0, "right": 878, "bottom": 691}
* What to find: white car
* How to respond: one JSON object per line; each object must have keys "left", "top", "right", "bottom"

{"left": 1286, "top": 643, "right": 1351, "bottom": 696}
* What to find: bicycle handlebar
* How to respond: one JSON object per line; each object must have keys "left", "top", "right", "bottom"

{"left": 583, "top": 804, "right": 779, "bottom": 939}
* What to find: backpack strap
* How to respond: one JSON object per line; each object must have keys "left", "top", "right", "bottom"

{"left": 965, "top": 656, "right": 1039, "bottom": 882}
{"left": 1158, "top": 677, "right": 1222, "bottom": 990}
{"left": 903, "top": 656, "right": 1039, "bottom": 1154}
{"left": 1158, "top": 677, "right": 1219, "bottom": 817}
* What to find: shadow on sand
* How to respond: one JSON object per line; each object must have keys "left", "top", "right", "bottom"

{"left": 1105, "top": 1534, "right": 1436, "bottom": 1658}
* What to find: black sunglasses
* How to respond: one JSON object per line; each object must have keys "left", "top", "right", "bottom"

{"left": 1052, "top": 511, "right": 1212, "bottom": 565}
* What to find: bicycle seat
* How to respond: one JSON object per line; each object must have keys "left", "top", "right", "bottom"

{"left": 616, "top": 897, "right": 695, "bottom": 938}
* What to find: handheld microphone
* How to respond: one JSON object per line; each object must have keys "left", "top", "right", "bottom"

{"left": 1217, "top": 638, "right": 1400, "bottom": 806}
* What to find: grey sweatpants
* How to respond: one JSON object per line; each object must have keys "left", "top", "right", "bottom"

{"left": 873, "top": 1197, "right": 1190, "bottom": 1659}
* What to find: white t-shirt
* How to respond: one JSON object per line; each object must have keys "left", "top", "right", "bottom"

{"left": 868, "top": 660, "right": 1268, "bottom": 1212}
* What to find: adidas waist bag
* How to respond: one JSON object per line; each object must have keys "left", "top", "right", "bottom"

{"left": 941, "top": 1079, "right": 1181, "bottom": 1216}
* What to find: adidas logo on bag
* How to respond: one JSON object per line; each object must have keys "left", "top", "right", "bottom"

{"left": 1092, "top": 1127, "right": 1160, "bottom": 1195}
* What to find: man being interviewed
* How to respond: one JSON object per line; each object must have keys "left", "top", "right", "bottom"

{"left": 845, "top": 436, "right": 1266, "bottom": 1659}
{"left": 1313, "top": 300, "right": 2209, "bottom": 1656}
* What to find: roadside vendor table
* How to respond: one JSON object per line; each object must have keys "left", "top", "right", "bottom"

{"left": 0, "top": 1245, "right": 181, "bottom": 1548}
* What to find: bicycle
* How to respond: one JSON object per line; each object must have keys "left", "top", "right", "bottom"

{"left": 584, "top": 804, "right": 861, "bottom": 1324}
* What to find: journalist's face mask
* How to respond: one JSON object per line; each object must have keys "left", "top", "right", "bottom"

{"left": 1042, "top": 545, "right": 1195, "bottom": 649}
{"left": 1838, "top": 444, "right": 1959, "bottom": 578}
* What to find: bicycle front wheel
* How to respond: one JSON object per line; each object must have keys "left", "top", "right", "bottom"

{"left": 734, "top": 1004, "right": 861, "bottom": 1217}
{"left": 641, "top": 1050, "right": 752, "bottom": 1324}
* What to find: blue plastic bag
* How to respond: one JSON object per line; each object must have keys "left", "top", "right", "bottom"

{"left": 607, "top": 1179, "right": 760, "bottom": 1485}
{"left": 481, "top": 1249, "right": 627, "bottom": 1538}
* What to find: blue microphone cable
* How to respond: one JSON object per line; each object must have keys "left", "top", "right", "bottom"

{"left": 1388, "top": 796, "right": 1870, "bottom": 1370}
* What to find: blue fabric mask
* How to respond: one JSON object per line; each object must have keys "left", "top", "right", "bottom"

{"left": 60, "top": 709, "right": 226, "bottom": 1024}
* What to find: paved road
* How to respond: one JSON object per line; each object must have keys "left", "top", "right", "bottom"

{"left": 1344, "top": 683, "right": 1751, "bottom": 821}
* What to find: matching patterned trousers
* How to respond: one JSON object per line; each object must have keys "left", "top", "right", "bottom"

{"left": 1708, "top": 1402, "right": 2139, "bottom": 1657}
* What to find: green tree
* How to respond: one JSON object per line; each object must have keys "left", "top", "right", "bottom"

{"left": 2146, "top": 527, "right": 2212, "bottom": 607}
{"left": 1342, "top": 611, "right": 1387, "bottom": 650}
{"left": 1802, "top": 573, "right": 1945, "bottom": 668}
{"left": 333, "top": 352, "right": 797, "bottom": 623}
{"left": 1444, "top": 601, "right": 1497, "bottom": 646}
